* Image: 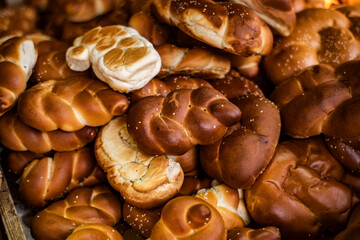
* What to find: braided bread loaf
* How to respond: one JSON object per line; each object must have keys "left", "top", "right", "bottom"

{"left": 19, "top": 147, "right": 106, "bottom": 208}
{"left": 149, "top": 195, "right": 226, "bottom": 240}
{"left": 31, "top": 184, "right": 122, "bottom": 240}
{"left": 66, "top": 25, "right": 161, "bottom": 92}
{"left": 0, "top": 109, "right": 97, "bottom": 153}
{"left": 0, "top": 36, "right": 37, "bottom": 116}
{"left": 17, "top": 76, "right": 129, "bottom": 132}
{"left": 245, "top": 137, "right": 360, "bottom": 240}
{"left": 95, "top": 115, "right": 184, "bottom": 209}
{"left": 150, "top": 0, "right": 273, "bottom": 56}
{"left": 195, "top": 182, "right": 250, "bottom": 231}
{"left": 6, "top": 151, "right": 45, "bottom": 176}
{"left": 155, "top": 43, "right": 231, "bottom": 79}
{"left": 127, "top": 87, "right": 241, "bottom": 155}
{"left": 66, "top": 223, "right": 124, "bottom": 240}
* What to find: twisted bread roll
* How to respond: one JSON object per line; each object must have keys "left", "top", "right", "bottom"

{"left": 334, "top": 204, "right": 360, "bottom": 240}
{"left": 195, "top": 182, "right": 250, "bottom": 231}
{"left": 95, "top": 115, "right": 184, "bottom": 209}
{"left": 201, "top": 72, "right": 281, "bottom": 189}
{"left": 17, "top": 76, "right": 129, "bottom": 132}
{"left": 264, "top": 7, "right": 360, "bottom": 85}
{"left": 66, "top": 25, "right": 161, "bottom": 93}
{"left": 0, "top": 109, "right": 97, "bottom": 153}
{"left": 227, "top": 226, "right": 281, "bottom": 240}
{"left": 123, "top": 202, "right": 161, "bottom": 238}
{"left": 0, "top": 36, "right": 37, "bottom": 116}
{"left": 33, "top": 49, "right": 90, "bottom": 83}
{"left": 19, "top": 147, "right": 106, "bottom": 208}
{"left": 229, "top": 55, "right": 261, "bottom": 78}
{"left": 150, "top": 0, "right": 273, "bottom": 56}
{"left": 230, "top": 0, "right": 296, "bottom": 37}
{"left": 66, "top": 223, "right": 124, "bottom": 240}
{"left": 128, "top": 11, "right": 170, "bottom": 47}
{"left": 127, "top": 87, "right": 241, "bottom": 155}
{"left": 129, "top": 76, "right": 213, "bottom": 103}
{"left": 6, "top": 151, "right": 45, "bottom": 176}
{"left": 156, "top": 43, "right": 231, "bottom": 79}
{"left": 149, "top": 196, "right": 226, "bottom": 240}
{"left": 31, "top": 184, "right": 122, "bottom": 240}
{"left": 245, "top": 137, "right": 360, "bottom": 240}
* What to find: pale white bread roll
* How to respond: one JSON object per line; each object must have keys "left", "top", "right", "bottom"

{"left": 195, "top": 181, "right": 250, "bottom": 231}
{"left": 94, "top": 115, "right": 184, "bottom": 209}
{"left": 66, "top": 25, "right": 161, "bottom": 93}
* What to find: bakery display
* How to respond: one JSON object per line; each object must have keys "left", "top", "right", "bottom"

{"left": 0, "top": 1, "right": 359, "bottom": 240}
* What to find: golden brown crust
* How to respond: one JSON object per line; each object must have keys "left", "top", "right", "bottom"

{"left": 19, "top": 147, "right": 106, "bottom": 208}
{"left": 245, "top": 137, "right": 359, "bottom": 240}
{"left": 227, "top": 226, "right": 281, "bottom": 240}
{"left": 149, "top": 196, "right": 226, "bottom": 240}
{"left": 6, "top": 151, "right": 45, "bottom": 176}
{"left": 66, "top": 223, "right": 124, "bottom": 240}
{"left": 17, "top": 76, "right": 129, "bottom": 132}
{"left": 31, "top": 184, "right": 123, "bottom": 240}
{"left": 127, "top": 87, "right": 241, "bottom": 155}
{"left": 151, "top": 0, "right": 273, "bottom": 56}
{"left": 0, "top": 109, "right": 98, "bottom": 153}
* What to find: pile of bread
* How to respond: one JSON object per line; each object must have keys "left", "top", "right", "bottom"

{"left": 0, "top": 0, "right": 360, "bottom": 239}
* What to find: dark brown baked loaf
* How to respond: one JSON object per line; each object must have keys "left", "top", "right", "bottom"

{"left": 149, "top": 195, "right": 226, "bottom": 240}
{"left": 334, "top": 204, "right": 360, "bottom": 240}
{"left": 127, "top": 87, "right": 241, "bottom": 155}
{"left": 19, "top": 147, "right": 106, "bottom": 208}
{"left": 17, "top": 76, "right": 129, "bottom": 132}
{"left": 150, "top": 0, "right": 273, "bottom": 56}
{"left": 0, "top": 109, "right": 97, "bottom": 153}
{"left": 0, "top": 36, "right": 37, "bottom": 117}
{"left": 66, "top": 223, "right": 124, "bottom": 240}
{"left": 31, "top": 184, "right": 122, "bottom": 240}
{"left": 245, "top": 137, "right": 360, "bottom": 240}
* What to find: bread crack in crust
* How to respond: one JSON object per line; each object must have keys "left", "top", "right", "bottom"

{"left": 66, "top": 25, "right": 161, "bottom": 93}
{"left": 95, "top": 115, "right": 184, "bottom": 209}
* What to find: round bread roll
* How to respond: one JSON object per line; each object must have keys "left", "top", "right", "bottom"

{"left": 31, "top": 184, "right": 122, "bottom": 240}
{"left": 66, "top": 25, "right": 161, "bottom": 93}
{"left": 149, "top": 195, "right": 226, "bottom": 240}
{"left": 245, "top": 137, "right": 360, "bottom": 240}
{"left": 195, "top": 182, "right": 250, "bottom": 231}
{"left": 66, "top": 223, "right": 124, "bottom": 240}
{"left": 17, "top": 76, "right": 129, "bottom": 132}
{"left": 95, "top": 115, "right": 184, "bottom": 209}
{"left": 264, "top": 7, "right": 360, "bottom": 85}
{"left": 127, "top": 87, "right": 241, "bottom": 156}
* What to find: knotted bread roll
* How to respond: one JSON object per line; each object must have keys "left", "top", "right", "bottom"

{"left": 66, "top": 223, "right": 124, "bottom": 240}
{"left": 150, "top": 0, "right": 273, "bottom": 56}
{"left": 149, "top": 195, "right": 226, "bottom": 240}
{"left": 66, "top": 25, "right": 161, "bottom": 92}
{"left": 17, "top": 76, "right": 129, "bottom": 132}
{"left": 19, "top": 147, "right": 106, "bottom": 208}
{"left": 95, "top": 115, "right": 184, "bottom": 209}
{"left": 31, "top": 184, "right": 122, "bottom": 240}
{"left": 127, "top": 87, "right": 241, "bottom": 155}
{"left": 0, "top": 109, "right": 97, "bottom": 153}
{"left": 0, "top": 36, "right": 37, "bottom": 117}
{"left": 195, "top": 182, "right": 250, "bottom": 231}
{"left": 245, "top": 137, "right": 360, "bottom": 240}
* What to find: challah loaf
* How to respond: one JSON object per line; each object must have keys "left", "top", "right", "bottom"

{"left": 150, "top": 0, "right": 273, "bottom": 56}
{"left": 66, "top": 223, "right": 124, "bottom": 240}
{"left": 149, "top": 195, "right": 226, "bottom": 240}
{"left": 19, "top": 147, "right": 106, "bottom": 208}
{"left": 155, "top": 43, "right": 231, "bottom": 79}
{"left": 95, "top": 115, "right": 184, "bottom": 209}
{"left": 0, "top": 36, "right": 37, "bottom": 116}
{"left": 31, "top": 184, "right": 122, "bottom": 240}
{"left": 228, "top": 54, "right": 261, "bottom": 78}
{"left": 17, "top": 76, "right": 129, "bottom": 132}
{"left": 195, "top": 182, "right": 250, "bottom": 231}
{"left": 0, "top": 109, "right": 97, "bottom": 153}
{"left": 245, "top": 137, "right": 360, "bottom": 240}
{"left": 6, "top": 151, "right": 45, "bottom": 176}
{"left": 66, "top": 25, "right": 161, "bottom": 93}
{"left": 127, "top": 87, "right": 241, "bottom": 155}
